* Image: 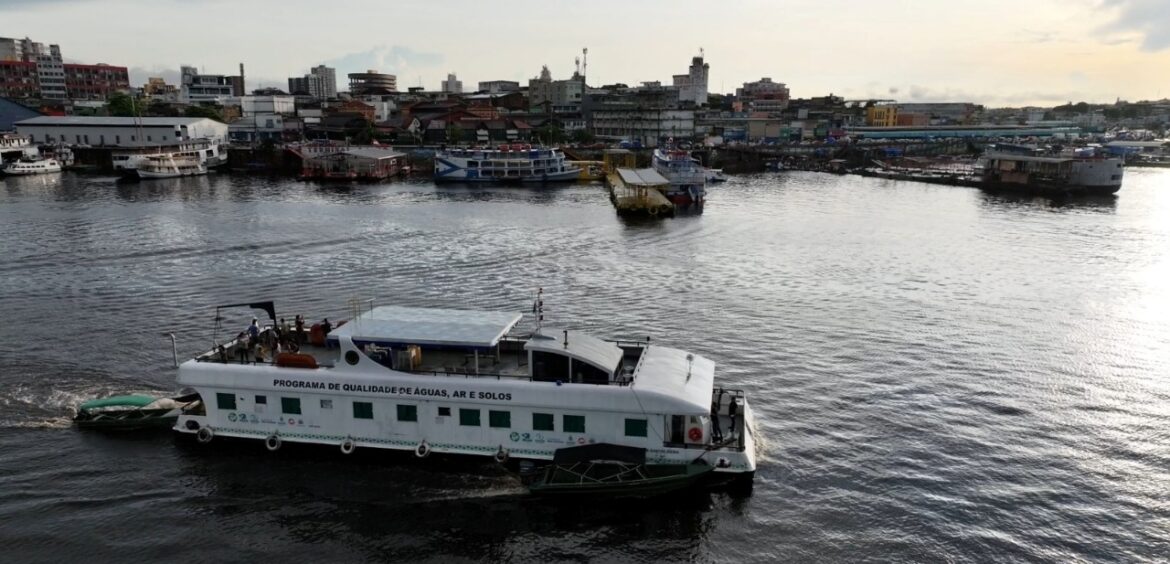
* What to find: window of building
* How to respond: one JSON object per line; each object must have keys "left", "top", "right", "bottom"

{"left": 563, "top": 414, "right": 585, "bottom": 433}
{"left": 625, "top": 418, "right": 648, "bottom": 437}
{"left": 353, "top": 401, "right": 373, "bottom": 419}
{"left": 320, "top": 399, "right": 333, "bottom": 409}
{"left": 216, "top": 392, "right": 236, "bottom": 410}
{"left": 115, "top": 135, "right": 120, "bottom": 144}
{"left": 489, "top": 410, "right": 511, "bottom": 428}
{"left": 281, "top": 397, "right": 301, "bottom": 415}
{"left": 397, "top": 404, "right": 418, "bottom": 422}
{"left": 533, "top": 412, "right": 554, "bottom": 431}
{"left": 459, "top": 408, "right": 480, "bottom": 426}
{"left": 255, "top": 395, "right": 266, "bottom": 405}
{"left": 146, "top": 135, "right": 152, "bottom": 141}
{"left": 438, "top": 406, "right": 451, "bottom": 417}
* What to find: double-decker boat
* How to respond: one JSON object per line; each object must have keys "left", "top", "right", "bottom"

{"left": 652, "top": 147, "right": 707, "bottom": 205}
{"left": 980, "top": 145, "right": 1124, "bottom": 196}
{"left": 137, "top": 153, "right": 208, "bottom": 179}
{"left": 174, "top": 300, "right": 757, "bottom": 494}
{"left": 434, "top": 144, "right": 580, "bottom": 183}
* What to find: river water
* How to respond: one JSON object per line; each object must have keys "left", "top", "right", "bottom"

{"left": 1, "top": 169, "right": 1168, "bottom": 563}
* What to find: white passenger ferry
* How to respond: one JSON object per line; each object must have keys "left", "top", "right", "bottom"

{"left": 434, "top": 144, "right": 581, "bottom": 183}
{"left": 113, "top": 140, "right": 226, "bottom": 175}
{"left": 2, "top": 157, "right": 63, "bottom": 175}
{"left": 175, "top": 301, "right": 757, "bottom": 491}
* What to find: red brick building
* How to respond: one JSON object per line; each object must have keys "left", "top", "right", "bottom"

{"left": 64, "top": 63, "right": 130, "bottom": 100}
{"left": 0, "top": 60, "right": 127, "bottom": 101}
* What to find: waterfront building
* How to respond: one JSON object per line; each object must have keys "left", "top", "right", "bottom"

{"left": 63, "top": 64, "right": 130, "bottom": 101}
{"left": 736, "top": 78, "right": 790, "bottom": 113}
{"left": 302, "top": 147, "right": 406, "bottom": 180}
{"left": 894, "top": 102, "right": 983, "bottom": 125}
{"left": 672, "top": 53, "right": 709, "bottom": 106}
{"left": 348, "top": 70, "right": 397, "bottom": 95}
{"left": 241, "top": 95, "right": 295, "bottom": 117}
{"left": 181, "top": 64, "right": 244, "bottom": 103}
{"left": 441, "top": 73, "right": 463, "bottom": 94}
{"left": 15, "top": 116, "right": 228, "bottom": 147}
{"left": 478, "top": 80, "right": 520, "bottom": 94}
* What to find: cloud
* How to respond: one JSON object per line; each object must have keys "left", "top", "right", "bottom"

{"left": 1098, "top": 0, "right": 1170, "bottom": 51}
{"left": 322, "top": 45, "right": 444, "bottom": 83}
{"left": 850, "top": 83, "right": 1093, "bottom": 107}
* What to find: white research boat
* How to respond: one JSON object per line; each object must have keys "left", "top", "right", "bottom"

{"left": 174, "top": 300, "right": 757, "bottom": 493}
{"left": 434, "top": 144, "right": 581, "bottom": 183}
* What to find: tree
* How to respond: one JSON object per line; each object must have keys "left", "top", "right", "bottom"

{"left": 571, "top": 128, "right": 595, "bottom": 144}
{"left": 107, "top": 92, "right": 141, "bottom": 117}
{"left": 536, "top": 124, "right": 566, "bottom": 145}
{"left": 184, "top": 104, "right": 224, "bottom": 122}
{"left": 446, "top": 124, "right": 464, "bottom": 144}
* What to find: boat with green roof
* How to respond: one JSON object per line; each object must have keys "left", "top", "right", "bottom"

{"left": 73, "top": 394, "right": 196, "bottom": 431}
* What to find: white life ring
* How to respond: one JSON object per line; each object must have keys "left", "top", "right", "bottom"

{"left": 493, "top": 446, "right": 509, "bottom": 464}
{"left": 265, "top": 433, "right": 282, "bottom": 452}
{"left": 340, "top": 437, "right": 356, "bottom": 455}
{"left": 415, "top": 440, "right": 431, "bottom": 458}
{"left": 196, "top": 426, "right": 214, "bottom": 444}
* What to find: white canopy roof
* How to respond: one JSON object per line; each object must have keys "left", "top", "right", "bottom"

{"left": 328, "top": 306, "right": 522, "bottom": 349}
{"left": 525, "top": 328, "right": 624, "bottom": 374}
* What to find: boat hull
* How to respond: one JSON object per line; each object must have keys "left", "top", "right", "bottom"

{"left": 434, "top": 169, "right": 582, "bottom": 183}
{"left": 980, "top": 181, "right": 1122, "bottom": 197}
{"left": 137, "top": 169, "right": 208, "bottom": 180}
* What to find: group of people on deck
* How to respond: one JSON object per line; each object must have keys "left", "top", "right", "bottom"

{"left": 217, "top": 314, "right": 331, "bottom": 364}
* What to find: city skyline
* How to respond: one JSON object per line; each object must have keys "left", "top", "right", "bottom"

{"left": 3, "top": 0, "right": 1169, "bottom": 106}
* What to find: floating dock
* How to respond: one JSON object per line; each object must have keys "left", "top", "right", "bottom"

{"left": 607, "top": 168, "right": 675, "bottom": 218}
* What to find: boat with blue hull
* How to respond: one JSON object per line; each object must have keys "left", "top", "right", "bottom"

{"left": 434, "top": 144, "right": 580, "bottom": 183}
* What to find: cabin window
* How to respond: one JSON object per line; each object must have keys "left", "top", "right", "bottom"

{"left": 489, "top": 410, "right": 511, "bottom": 428}
{"left": 320, "top": 399, "right": 333, "bottom": 410}
{"left": 531, "top": 351, "right": 570, "bottom": 383}
{"left": 563, "top": 414, "right": 585, "bottom": 433}
{"left": 353, "top": 401, "right": 373, "bottom": 419}
{"left": 572, "top": 360, "right": 611, "bottom": 385}
{"left": 459, "top": 408, "right": 481, "bottom": 426}
{"left": 438, "top": 406, "right": 451, "bottom": 417}
{"left": 625, "top": 418, "right": 648, "bottom": 437}
{"left": 216, "top": 392, "right": 236, "bottom": 410}
{"left": 115, "top": 135, "right": 120, "bottom": 144}
{"left": 281, "top": 397, "right": 301, "bottom": 415}
{"left": 533, "top": 412, "right": 554, "bottom": 431}
{"left": 255, "top": 395, "right": 266, "bottom": 405}
{"left": 397, "top": 404, "right": 418, "bottom": 422}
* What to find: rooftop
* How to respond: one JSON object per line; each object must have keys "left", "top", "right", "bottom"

{"left": 328, "top": 306, "right": 523, "bottom": 350}
{"left": 15, "top": 116, "right": 218, "bottom": 127}
{"left": 617, "top": 168, "right": 670, "bottom": 186}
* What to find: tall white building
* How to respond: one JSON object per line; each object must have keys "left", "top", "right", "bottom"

{"left": 672, "top": 53, "right": 709, "bottom": 106}
{"left": 309, "top": 65, "right": 336, "bottom": 99}
{"left": 441, "top": 73, "right": 462, "bottom": 94}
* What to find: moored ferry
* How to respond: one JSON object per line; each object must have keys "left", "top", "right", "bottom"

{"left": 174, "top": 301, "right": 758, "bottom": 492}
{"left": 434, "top": 144, "right": 581, "bottom": 183}
{"left": 137, "top": 153, "right": 208, "bottom": 179}
{"left": 2, "top": 157, "right": 63, "bottom": 175}
{"left": 980, "top": 145, "right": 1124, "bottom": 196}
{"left": 113, "top": 139, "right": 226, "bottom": 176}
{"left": 652, "top": 147, "right": 707, "bottom": 205}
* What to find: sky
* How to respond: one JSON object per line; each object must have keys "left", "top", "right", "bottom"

{"left": 3, "top": 0, "right": 1170, "bottom": 107}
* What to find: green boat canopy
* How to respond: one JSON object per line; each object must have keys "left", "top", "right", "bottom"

{"left": 79, "top": 395, "right": 157, "bottom": 411}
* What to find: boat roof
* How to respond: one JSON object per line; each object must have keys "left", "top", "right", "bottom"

{"left": 328, "top": 306, "right": 523, "bottom": 349}
{"left": 631, "top": 345, "right": 716, "bottom": 412}
{"left": 617, "top": 168, "right": 670, "bottom": 186}
{"left": 525, "top": 328, "right": 625, "bottom": 372}
{"left": 79, "top": 395, "right": 157, "bottom": 410}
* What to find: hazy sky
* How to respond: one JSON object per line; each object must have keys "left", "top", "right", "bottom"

{"left": 4, "top": 0, "right": 1169, "bottom": 106}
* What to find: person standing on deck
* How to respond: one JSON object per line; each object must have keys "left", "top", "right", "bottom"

{"left": 294, "top": 315, "right": 305, "bottom": 344}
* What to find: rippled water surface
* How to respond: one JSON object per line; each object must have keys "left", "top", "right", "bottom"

{"left": 2, "top": 169, "right": 1169, "bottom": 563}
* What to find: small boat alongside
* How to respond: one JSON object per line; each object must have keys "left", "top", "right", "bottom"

{"left": 2, "top": 157, "right": 62, "bottom": 176}
{"left": 434, "top": 144, "right": 581, "bottom": 183}
{"left": 705, "top": 168, "right": 728, "bottom": 183}
{"left": 74, "top": 394, "right": 195, "bottom": 431}
{"left": 137, "top": 153, "right": 208, "bottom": 179}
{"left": 524, "top": 443, "right": 716, "bottom": 498}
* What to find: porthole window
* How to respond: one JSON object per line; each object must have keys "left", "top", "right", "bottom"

{"left": 345, "top": 350, "right": 360, "bottom": 365}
